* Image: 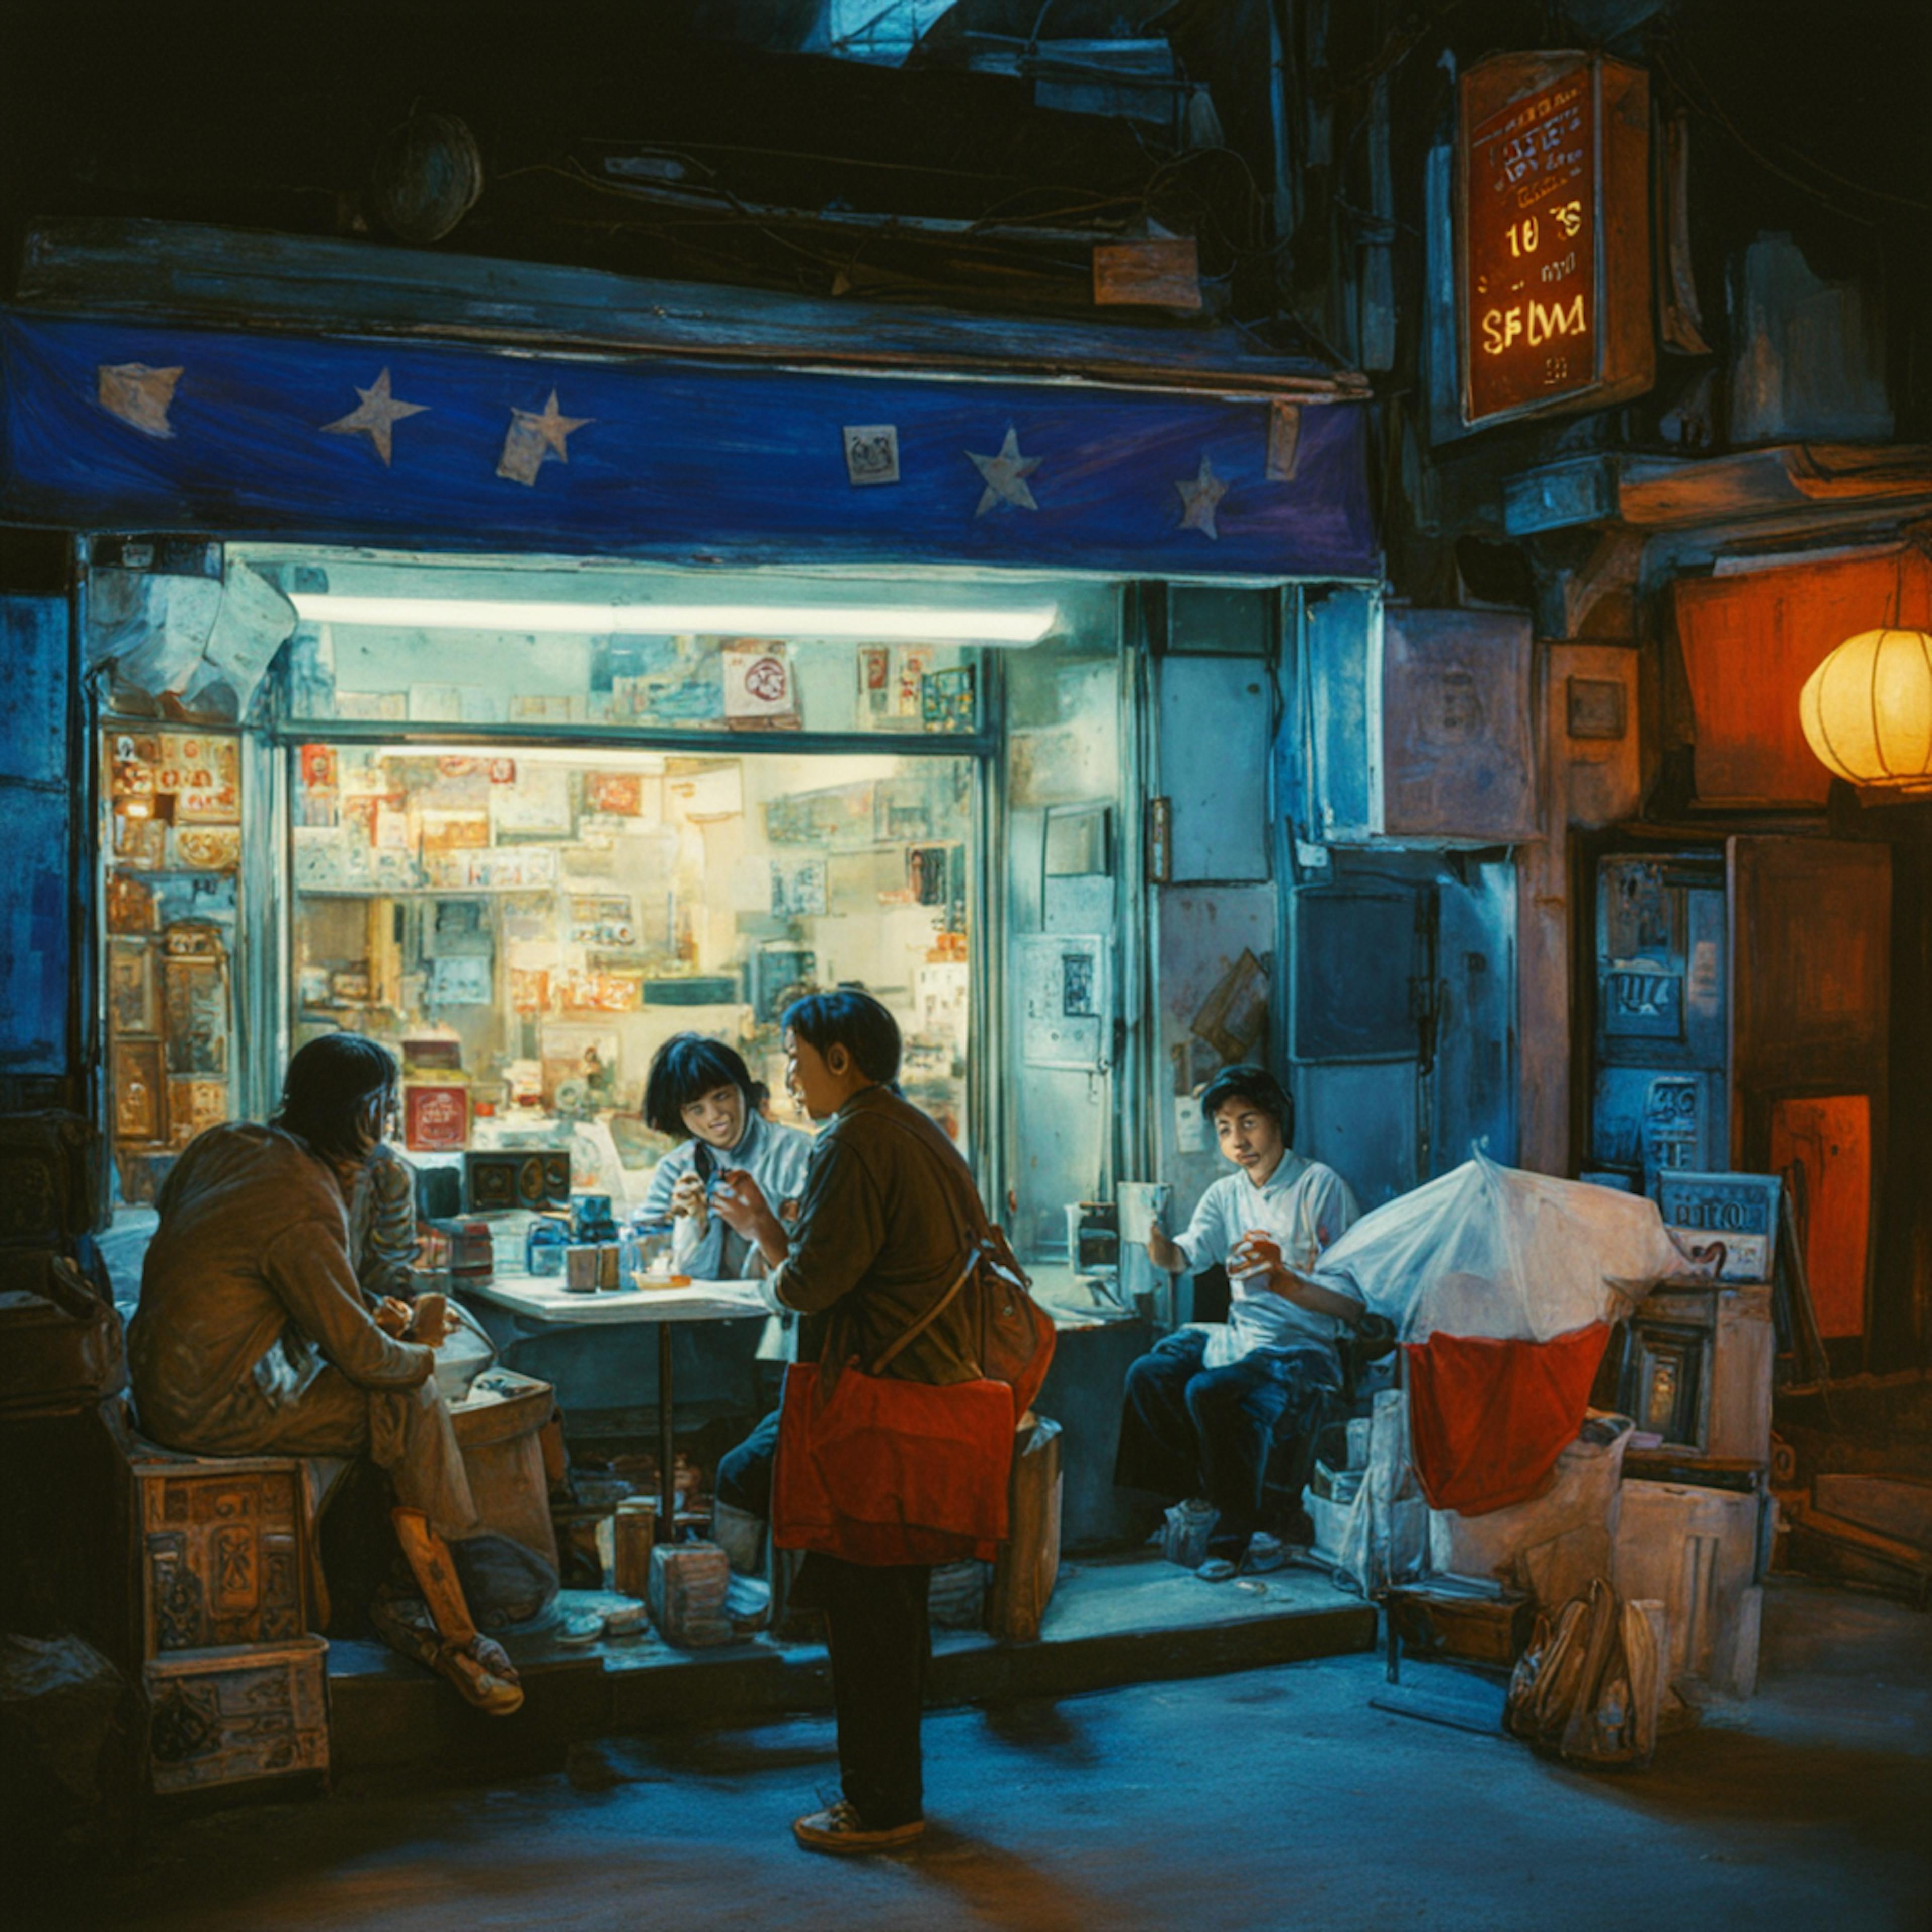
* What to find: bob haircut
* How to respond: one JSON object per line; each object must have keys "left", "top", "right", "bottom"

{"left": 782, "top": 988, "right": 902, "bottom": 1086}
{"left": 642, "top": 1033, "right": 756, "bottom": 1140}
{"left": 275, "top": 1032, "right": 398, "bottom": 1164}
{"left": 1197, "top": 1063, "right": 1295, "bottom": 1148}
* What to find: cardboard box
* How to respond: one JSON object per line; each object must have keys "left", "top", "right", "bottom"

{"left": 145, "top": 1637, "right": 329, "bottom": 1793}
{"left": 131, "top": 1448, "right": 312, "bottom": 1655}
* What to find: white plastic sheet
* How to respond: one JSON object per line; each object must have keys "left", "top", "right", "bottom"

{"left": 1313, "top": 1152, "right": 1683, "bottom": 1343}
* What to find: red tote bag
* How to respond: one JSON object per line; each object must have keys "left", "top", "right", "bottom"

{"left": 772, "top": 1359, "right": 1015, "bottom": 1566}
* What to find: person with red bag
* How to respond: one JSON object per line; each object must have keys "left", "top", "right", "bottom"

{"left": 713, "top": 988, "right": 1051, "bottom": 1856}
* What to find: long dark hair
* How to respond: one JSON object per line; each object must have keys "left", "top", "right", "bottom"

{"left": 642, "top": 1033, "right": 755, "bottom": 1140}
{"left": 275, "top": 1033, "right": 398, "bottom": 1163}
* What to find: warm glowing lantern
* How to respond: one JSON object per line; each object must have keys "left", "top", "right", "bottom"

{"left": 1798, "top": 628, "right": 1932, "bottom": 790}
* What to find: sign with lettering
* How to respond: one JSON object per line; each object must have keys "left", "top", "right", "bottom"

{"left": 1657, "top": 1171, "right": 1783, "bottom": 1283}
{"left": 1457, "top": 53, "right": 1653, "bottom": 428}
{"left": 1603, "top": 968, "right": 1684, "bottom": 1041}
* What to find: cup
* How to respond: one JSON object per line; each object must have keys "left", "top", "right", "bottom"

{"left": 1117, "top": 1181, "right": 1174, "bottom": 1247}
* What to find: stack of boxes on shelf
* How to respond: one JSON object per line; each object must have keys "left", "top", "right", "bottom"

{"left": 119, "top": 1423, "right": 332, "bottom": 1795}
{"left": 1612, "top": 1171, "right": 1782, "bottom": 1700}
{"left": 0, "top": 1112, "right": 123, "bottom": 1421}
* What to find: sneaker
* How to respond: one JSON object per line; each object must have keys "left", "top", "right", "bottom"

{"left": 793, "top": 1800, "right": 925, "bottom": 1855}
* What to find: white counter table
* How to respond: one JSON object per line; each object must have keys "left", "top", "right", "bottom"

{"left": 456, "top": 1271, "right": 772, "bottom": 1539}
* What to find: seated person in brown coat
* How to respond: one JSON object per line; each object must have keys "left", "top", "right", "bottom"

{"left": 127, "top": 1033, "right": 541, "bottom": 1714}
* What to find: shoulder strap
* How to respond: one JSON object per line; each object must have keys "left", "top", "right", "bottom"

{"left": 867, "top": 1236, "right": 982, "bottom": 1377}
{"left": 852, "top": 1102, "right": 991, "bottom": 1376}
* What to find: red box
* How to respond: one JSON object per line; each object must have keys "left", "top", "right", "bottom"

{"left": 404, "top": 1082, "right": 470, "bottom": 1152}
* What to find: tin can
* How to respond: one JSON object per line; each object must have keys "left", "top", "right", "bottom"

{"left": 564, "top": 1244, "right": 600, "bottom": 1293}
{"left": 597, "top": 1242, "right": 621, "bottom": 1290}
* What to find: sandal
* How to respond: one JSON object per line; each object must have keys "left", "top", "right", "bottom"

{"left": 372, "top": 1596, "right": 526, "bottom": 1716}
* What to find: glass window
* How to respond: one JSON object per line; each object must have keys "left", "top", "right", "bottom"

{"left": 290, "top": 743, "right": 977, "bottom": 1205}
{"left": 102, "top": 725, "right": 245, "bottom": 1208}
{"left": 284, "top": 624, "right": 982, "bottom": 737}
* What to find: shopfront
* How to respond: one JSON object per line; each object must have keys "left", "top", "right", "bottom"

{"left": 0, "top": 224, "right": 1402, "bottom": 1325}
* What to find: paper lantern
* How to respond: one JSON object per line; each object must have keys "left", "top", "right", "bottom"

{"left": 1798, "top": 628, "right": 1932, "bottom": 790}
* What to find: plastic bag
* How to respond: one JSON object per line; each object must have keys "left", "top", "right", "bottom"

{"left": 1313, "top": 1152, "right": 1684, "bottom": 1344}
{"left": 1332, "top": 1389, "right": 1428, "bottom": 1595}
{"left": 1505, "top": 1577, "right": 1664, "bottom": 1769}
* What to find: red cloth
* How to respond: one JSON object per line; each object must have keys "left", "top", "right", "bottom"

{"left": 773, "top": 1362, "right": 1015, "bottom": 1565}
{"left": 1403, "top": 1324, "right": 1610, "bottom": 1516}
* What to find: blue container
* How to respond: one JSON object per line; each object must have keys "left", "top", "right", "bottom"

{"left": 525, "top": 1215, "right": 571, "bottom": 1277}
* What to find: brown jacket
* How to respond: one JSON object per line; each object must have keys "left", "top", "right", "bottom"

{"left": 772, "top": 1086, "right": 986, "bottom": 1386}
{"left": 128, "top": 1122, "right": 433, "bottom": 1452}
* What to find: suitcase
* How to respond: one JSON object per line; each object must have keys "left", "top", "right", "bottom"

{"left": 0, "top": 1111, "right": 104, "bottom": 1246}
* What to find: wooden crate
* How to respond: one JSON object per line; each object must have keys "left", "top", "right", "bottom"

{"left": 145, "top": 1636, "right": 329, "bottom": 1794}
{"left": 132, "top": 1449, "right": 313, "bottom": 1654}
{"left": 1386, "top": 1581, "right": 1535, "bottom": 1668}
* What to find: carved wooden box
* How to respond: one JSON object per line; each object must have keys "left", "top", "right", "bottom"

{"left": 133, "top": 1451, "right": 312, "bottom": 1654}
{"left": 145, "top": 1636, "right": 329, "bottom": 1793}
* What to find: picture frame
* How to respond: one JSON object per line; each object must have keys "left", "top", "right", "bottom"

{"left": 108, "top": 938, "right": 160, "bottom": 1036}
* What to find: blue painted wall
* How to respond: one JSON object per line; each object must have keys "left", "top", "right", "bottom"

{"left": 0, "top": 596, "right": 71, "bottom": 1072}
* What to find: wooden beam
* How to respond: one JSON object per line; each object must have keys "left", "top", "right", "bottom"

{"left": 13, "top": 218, "right": 1366, "bottom": 404}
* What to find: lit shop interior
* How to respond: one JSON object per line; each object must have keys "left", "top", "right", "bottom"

{"left": 100, "top": 553, "right": 1144, "bottom": 1328}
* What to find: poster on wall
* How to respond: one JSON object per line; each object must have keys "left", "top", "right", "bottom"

{"left": 771, "top": 859, "right": 830, "bottom": 918}
{"left": 567, "top": 894, "right": 638, "bottom": 949}
{"left": 1017, "top": 934, "right": 1111, "bottom": 1070}
{"left": 722, "top": 642, "right": 800, "bottom": 729}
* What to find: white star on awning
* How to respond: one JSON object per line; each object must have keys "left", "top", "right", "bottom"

{"left": 966, "top": 427, "right": 1042, "bottom": 517}
{"left": 321, "top": 368, "right": 429, "bottom": 466}
{"left": 1175, "top": 455, "right": 1228, "bottom": 540}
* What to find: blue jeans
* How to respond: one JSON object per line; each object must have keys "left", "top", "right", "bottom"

{"left": 716, "top": 1407, "right": 781, "bottom": 1519}
{"left": 1113, "top": 1328, "right": 1340, "bottom": 1543}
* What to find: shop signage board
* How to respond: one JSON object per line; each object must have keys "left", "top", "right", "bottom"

{"left": 1656, "top": 1170, "right": 1782, "bottom": 1283}
{"left": 1457, "top": 52, "right": 1653, "bottom": 429}
{"left": 0, "top": 311, "right": 1377, "bottom": 581}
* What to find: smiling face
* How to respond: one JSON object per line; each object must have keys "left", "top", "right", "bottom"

{"left": 1212, "top": 1095, "right": 1286, "bottom": 1186}
{"left": 680, "top": 1081, "right": 746, "bottom": 1151}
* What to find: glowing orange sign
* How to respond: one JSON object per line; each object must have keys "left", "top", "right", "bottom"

{"left": 1457, "top": 53, "right": 1653, "bottom": 429}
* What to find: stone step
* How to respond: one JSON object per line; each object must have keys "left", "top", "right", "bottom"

{"left": 326, "top": 1550, "right": 1375, "bottom": 1783}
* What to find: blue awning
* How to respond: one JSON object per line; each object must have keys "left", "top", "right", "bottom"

{"left": 0, "top": 225, "right": 1378, "bottom": 581}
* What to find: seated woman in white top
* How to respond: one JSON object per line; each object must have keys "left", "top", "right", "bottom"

{"left": 635, "top": 1033, "right": 815, "bottom": 1283}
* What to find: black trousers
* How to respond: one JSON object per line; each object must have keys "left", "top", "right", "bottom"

{"left": 794, "top": 1552, "right": 931, "bottom": 1829}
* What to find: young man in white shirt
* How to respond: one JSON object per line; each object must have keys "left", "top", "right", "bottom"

{"left": 1114, "top": 1064, "right": 1363, "bottom": 1574}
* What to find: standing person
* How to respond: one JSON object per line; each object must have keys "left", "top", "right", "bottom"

{"left": 634, "top": 1033, "right": 814, "bottom": 1572}
{"left": 713, "top": 990, "right": 999, "bottom": 1855}
{"left": 1114, "top": 1064, "right": 1363, "bottom": 1577}
{"left": 128, "top": 1033, "right": 545, "bottom": 1714}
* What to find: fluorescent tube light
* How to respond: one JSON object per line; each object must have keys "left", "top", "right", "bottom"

{"left": 286, "top": 594, "right": 1057, "bottom": 644}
